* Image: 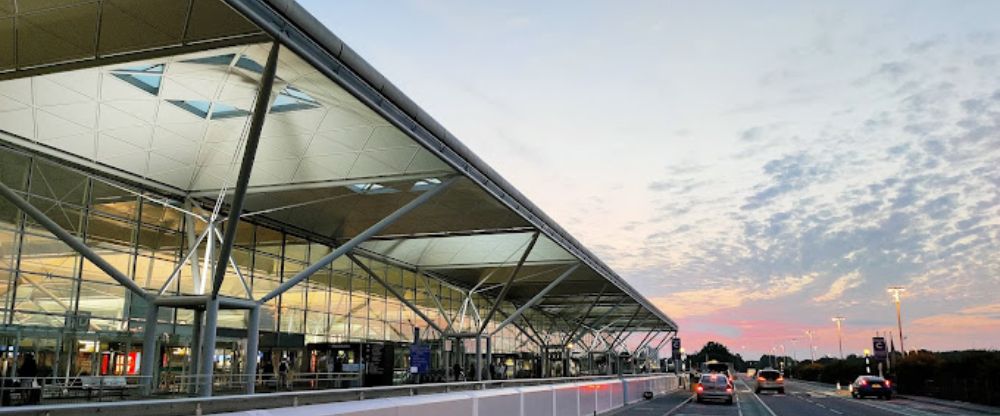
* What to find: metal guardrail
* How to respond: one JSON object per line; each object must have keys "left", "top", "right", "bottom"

{"left": 159, "top": 372, "right": 363, "bottom": 394}
{"left": 0, "top": 376, "right": 152, "bottom": 405}
{"left": 0, "top": 374, "right": 673, "bottom": 416}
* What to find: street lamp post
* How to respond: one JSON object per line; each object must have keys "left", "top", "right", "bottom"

{"left": 832, "top": 316, "right": 846, "bottom": 359}
{"left": 887, "top": 286, "right": 906, "bottom": 355}
{"left": 805, "top": 330, "right": 816, "bottom": 361}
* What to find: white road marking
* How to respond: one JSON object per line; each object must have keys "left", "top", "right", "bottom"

{"left": 736, "top": 385, "right": 744, "bottom": 416}
{"left": 830, "top": 409, "right": 844, "bottom": 415}
{"left": 661, "top": 395, "right": 693, "bottom": 416}
{"left": 739, "top": 379, "right": 778, "bottom": 416}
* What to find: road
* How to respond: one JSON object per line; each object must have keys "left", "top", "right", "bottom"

{"left": 616, "top": 376, "right": 1000, "bottom": 416}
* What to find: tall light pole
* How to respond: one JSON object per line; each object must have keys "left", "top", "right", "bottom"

{"left": 832, "top": 316, "right": 846, "bottom": 359}
{"left": 888, "top": 286, "right": 906, "bottom": 355}
{"left": 805, "top": 330, "right": 816, "bottom": 361}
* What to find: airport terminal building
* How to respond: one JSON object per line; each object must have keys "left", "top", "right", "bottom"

{"left": 0, "top": 0, "right": 675, "bottom": 396}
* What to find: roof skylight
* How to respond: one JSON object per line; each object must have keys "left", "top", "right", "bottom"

{"left": 348, "top": 183, "right": 398, "bottom": 194}
{"left": 109, "top": 64, "right": 165, "bottom": 95}
{"left": 271, "top": 86, "right": 321, "bottom": 113}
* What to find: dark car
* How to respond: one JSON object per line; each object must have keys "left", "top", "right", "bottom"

{"left": 851, "top": 375, "right": 893, "bottom": 400}
{"left": 696, "top": 373, "right": 734, "bottom": 405}
{"left": 755, "top": 369, "right": 784, "bottom": 394}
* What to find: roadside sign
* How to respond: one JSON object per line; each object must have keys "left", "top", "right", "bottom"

{"left": 671, "top": 338, "right": 681, "bottom": 360}
{"left": 872, "top": 337, "right": 887, "bottom": 361}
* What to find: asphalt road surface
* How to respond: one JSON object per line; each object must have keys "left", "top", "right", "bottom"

{"left": 616, "top": 376, "right": 1000, "bottom": 416}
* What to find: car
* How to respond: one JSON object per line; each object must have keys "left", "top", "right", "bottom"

{"left": 850, "top": 376, "right": 893, "bottom": 400}
{"left": 695, "top": 373, "right": 734, "bottom": 405}
{"left": 755, "top": 368, "right": 785, "bottom": 394}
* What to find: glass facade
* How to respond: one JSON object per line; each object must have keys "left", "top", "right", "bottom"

{"left": 0, "top": 144, "right": 528, "bottom": 378}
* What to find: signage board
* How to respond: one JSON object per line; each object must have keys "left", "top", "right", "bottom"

{"left": 872, "top": 337, "right": 887, "bottom": 361}
{"left": 671, "top": 338, "right": 681, "bottom": 360}
{"left": 409, "top": 344, "right": 431, "bottom": 374}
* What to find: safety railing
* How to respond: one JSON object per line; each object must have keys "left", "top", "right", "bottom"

{"left": 159, "top": 371, "right": 363, "bottom": 394}
{"left": 0, "top": 375, "right": 151, "bottom": 405}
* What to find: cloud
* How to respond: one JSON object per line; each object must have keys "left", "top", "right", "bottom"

{"left": 813, "top": 271, "right": 863, "bottom": 302}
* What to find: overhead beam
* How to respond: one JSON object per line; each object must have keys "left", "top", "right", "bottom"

{"left": 211, "top": 41, "right": 280, "bottom": 297}
{"left": 259, "top": 176, "right": 458, "bottom": 303}
{"left": 490, "top": 263, "right": 580, "bottom": 336}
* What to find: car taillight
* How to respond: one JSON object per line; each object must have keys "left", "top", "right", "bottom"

{"left": 859, "top": 379, "right": 868, "bottom": 386}
{"left": 696, "top": 385, "right": 704, "bottom": 392}
{"left": 777, "top": 376, "right": 784, "bottom": 382}
{"left": 757, "top": 376, "right": 765, "bottom": 381}
{"left": 726, "top": 387, "right": 733, "bottom": 393}
{"left": 885, "top": 380, "right": 891, "bottom": 387}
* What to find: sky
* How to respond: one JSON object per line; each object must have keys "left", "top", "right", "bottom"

{"left": 298, "top": 0, "right": 1000, "bottom": 358}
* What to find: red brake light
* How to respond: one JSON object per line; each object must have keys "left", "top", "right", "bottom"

{"left": 757, "top": 376, "right": 765, "bottom": 381}
{"left": 885, "top": 380, "right": 891, "bottom": 387}
{"left": 696, "top": 385, "right": 704, "bottom": 392}
{"left": 859, "top": 379, "right": 868, "bottom": 386}
{"left": 777, "top": 376, "right": 784, "bottom": 382}
{"left": 726, "top": 387, "right": 733, "bottom": 393}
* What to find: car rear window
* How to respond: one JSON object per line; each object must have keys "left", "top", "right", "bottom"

{"left": 700, "top": 374, "right": 727, "bottom": 385}
{"left": 759, "top": 371, "right": 781, "bottom": 380}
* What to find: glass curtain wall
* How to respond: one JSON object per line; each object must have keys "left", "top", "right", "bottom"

{"left": 0, "top": 144, "right": 526, "bottom": 378}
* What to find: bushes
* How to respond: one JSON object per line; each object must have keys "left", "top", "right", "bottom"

{"left": 791, "top": 350, "right": 1000, "bottom": 406}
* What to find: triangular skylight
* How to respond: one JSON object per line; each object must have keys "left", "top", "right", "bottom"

{"left": 110, "top": 64, "right": 165, "bottom": 95}
{"left": 271, "top": 86, "right": 321, "bottom": 113}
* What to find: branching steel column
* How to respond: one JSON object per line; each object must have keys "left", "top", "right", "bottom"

{"left": 0, "top": 180, "right": 150, "bottom": 299}
{"left": 608, "top": 307, "right": 642, "bottom": 351}
{"left": 562, "top": 284, "right": 607, "bottom": 347}
{"left": 490, "top": 262, "right": 580, "bottom": 336}
{"left": 478, "top": 232, "right": 539, "bottom": 334}
{"left": 260, "top": 176, "right": 457, "bottom": 303}
{"left": 211, "top": 41, "right": 279, "bottom": 297}
{"left": 632, "top": 331, "right": 656, "bottom": 356}
{"left": 348, "top": 254, "right": 444, "bottom": 334}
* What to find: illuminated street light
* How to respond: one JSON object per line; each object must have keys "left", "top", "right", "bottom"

{"left": 887, "top": 286, "right": 906, "bottom": 355}
{"left": 832, "top": 316, "right": 846, "bottom": 359}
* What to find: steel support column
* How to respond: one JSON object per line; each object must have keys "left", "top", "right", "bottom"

{"left": 260, "top": 176, "right": 458, "bottom": 303}
{"left": 478, "top": 232, "right": 539, "bottom": 334}
{"left": 348, "top": 255, "right": 445, "bottom": 334}
{"left": 245, "top": 306, "right": 260, "bottom": 394}
{"left": 199, "top": 297, "right": 220, "bottom": 397}
{"left": 485, "top": 336, "right": 492, "bottom": 380}
{"left": 490, "top": 263, "right": 580, "bottom": 336}
{"left": 0, "top": 180, "right": 149, "bottom": 299}
{"left": 189, "top": 309, "right": 203, "bottom": 395}
{"left": 140, "top": 304, "right": 158, "bottom": 395}
{"left": 608, "top": 307, "right": 642, "bottom": 350}
{"left": 211, "top": 41, "right": 279, "bottom": 296}
{"left": 475, "top": 335, "right": 482, "bottom": 381}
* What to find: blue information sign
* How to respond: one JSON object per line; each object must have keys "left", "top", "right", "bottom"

{"left": 409, "top": 344, "right": 431, "bottom": 374}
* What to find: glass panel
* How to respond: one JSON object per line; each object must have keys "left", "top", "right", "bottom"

{"left": 19, "top": 234, "right": 79, "bottom": 277}
{"left": 138, "top": 226, "right": 182, "bottom": 251}
{"left": 284, "top": 235, "right": 308, "bottom": 262}
{"left": 25, "top": 196, "right": 84, "bottom": 236}
{"left": 218, "top": 310, "right": 246, "bottom": 329}
{"left": 90, "top": 180, "right": 139, "bottom": 220}
{"left": 13, "top": 272, "right": 74, "bottom": 314}
{"left": 139, "top": 199, "right": 184, "bottom": 231}
{"left": 77, "top": 280, "right": 127, "bottom": 320}
{"left": 282, "top": 308, "right": 304, "bottom": 334}
{"left": 0, "top": 149, "right": 29, "bottom": 224}
{"left": 81, "top": 248, "right": 132, "bottom": 284}
{"left": 87, "top": 213, "right": 134, "bottom": 248}
{"left": 29, "top": 161, "right": 88, "bottom": 207}
{"left": 255, "top": 227, "right": 282, "bottom": 256}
